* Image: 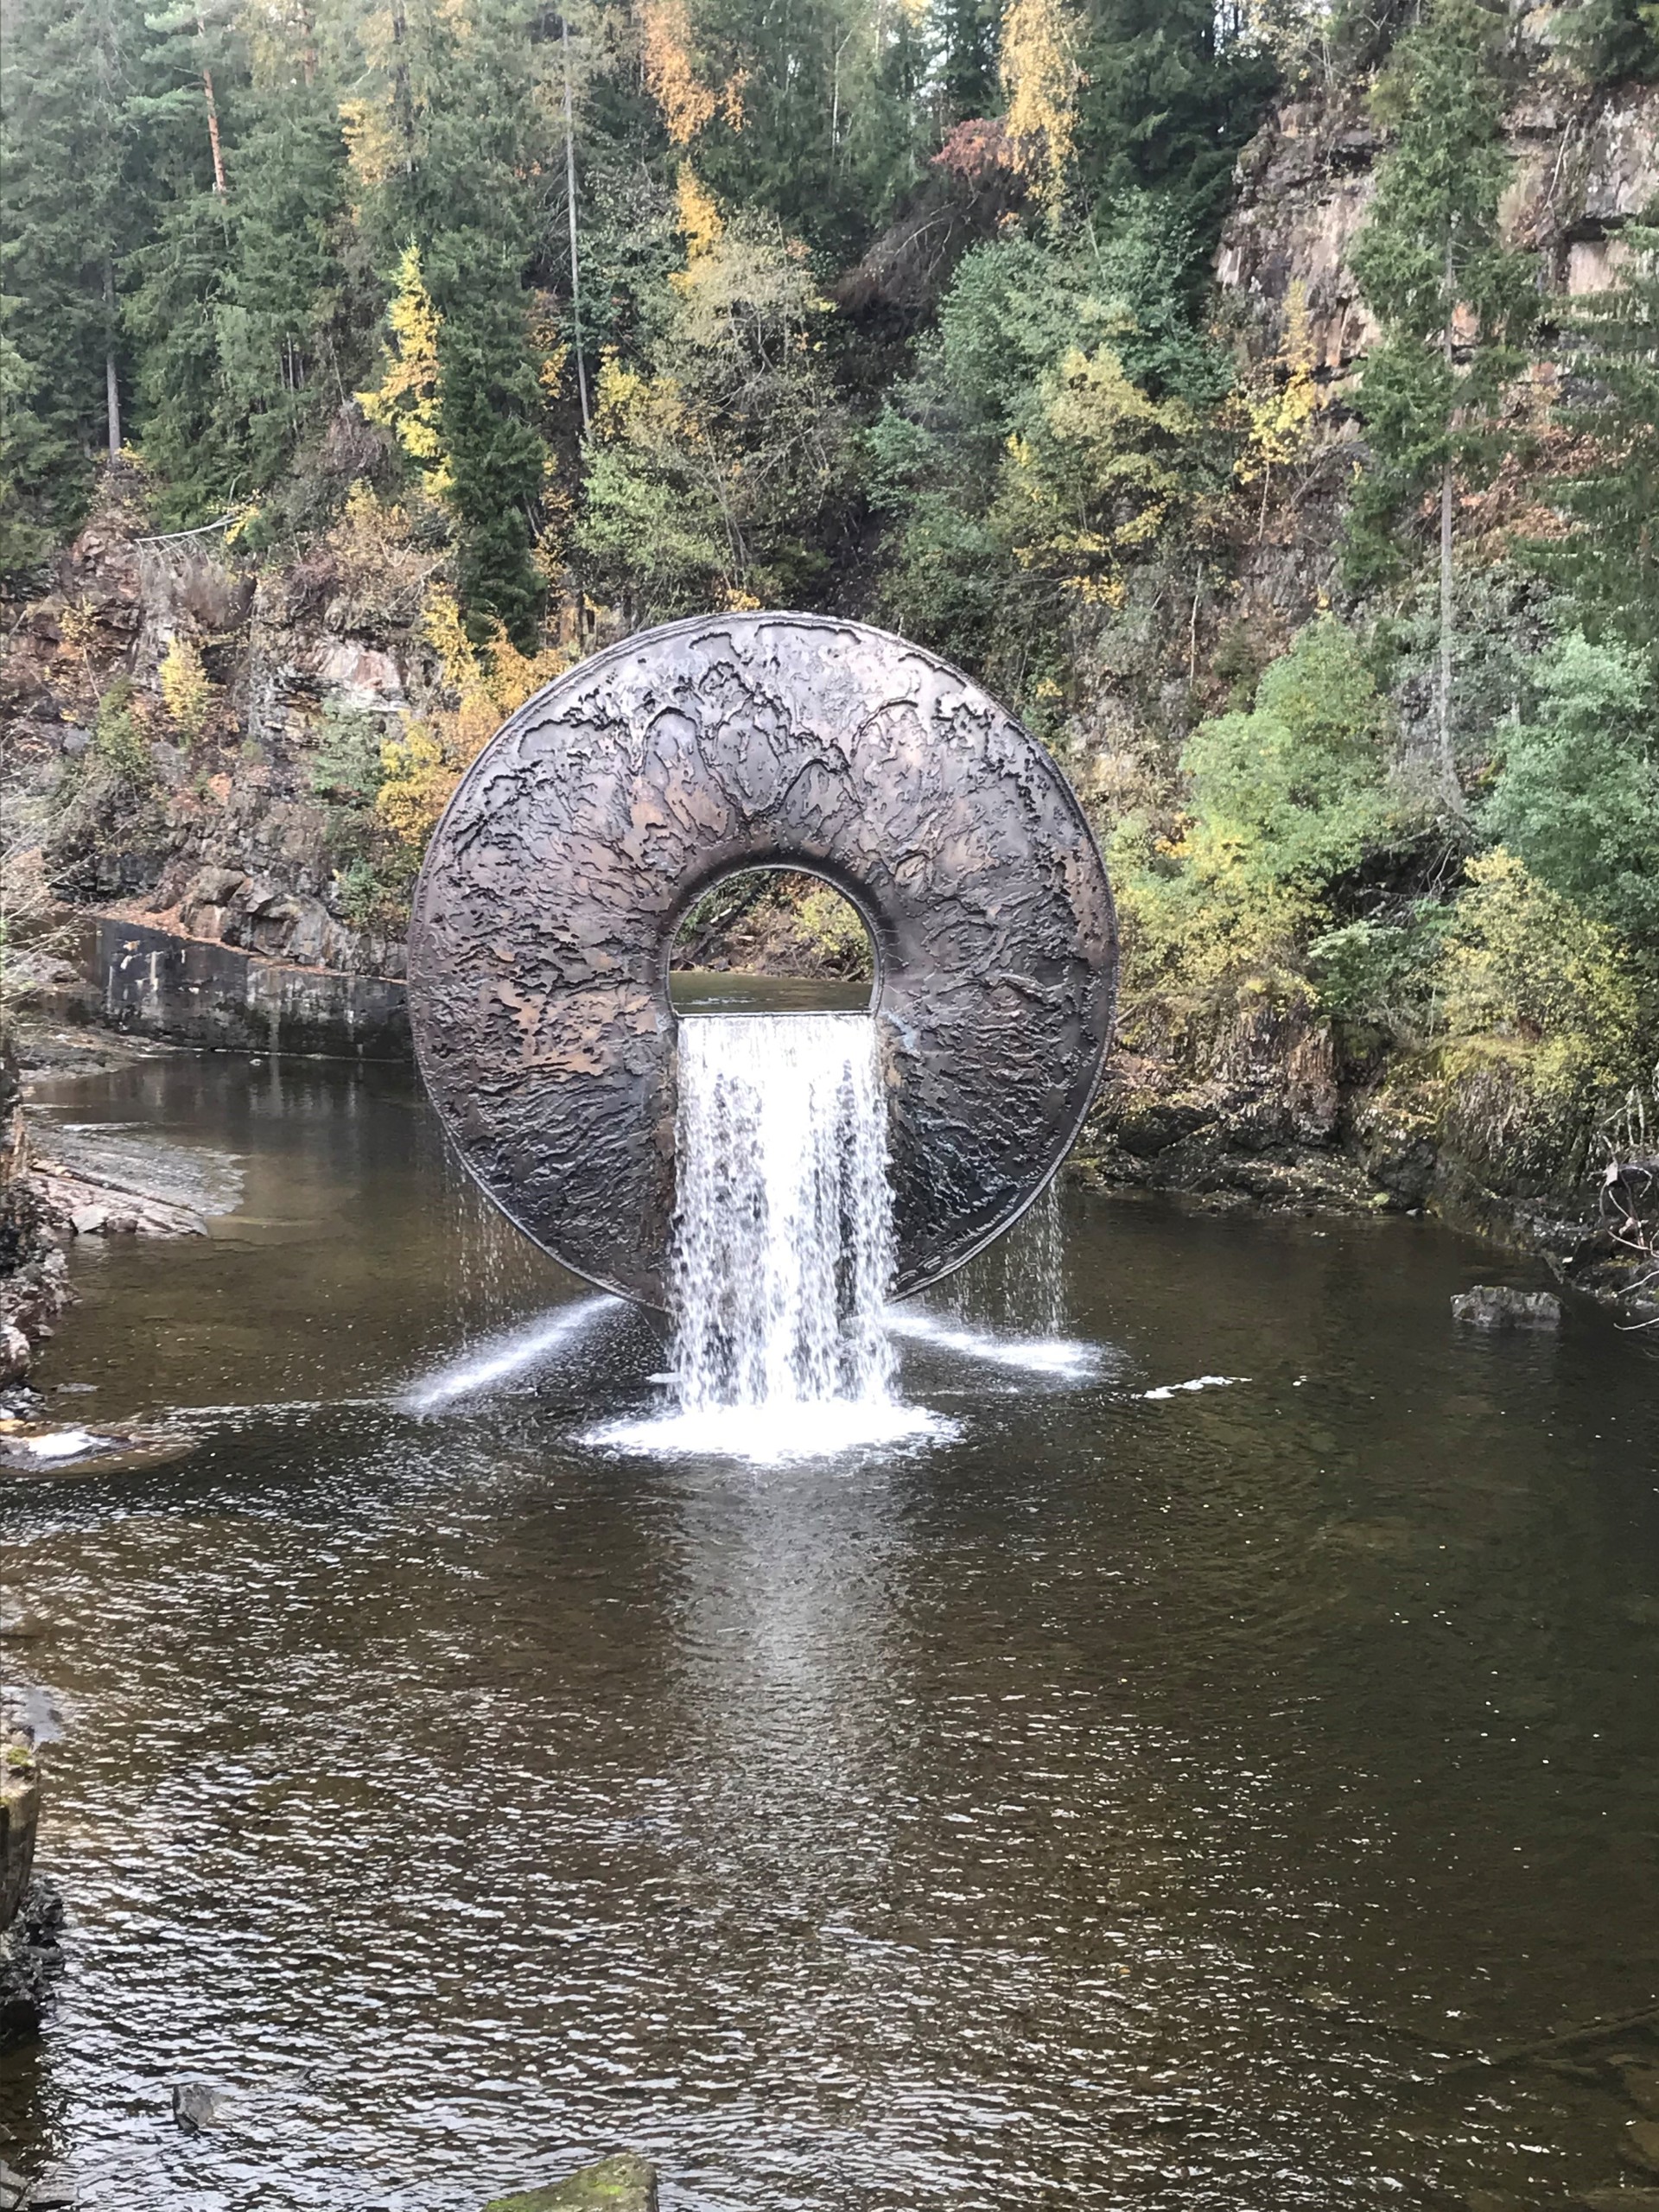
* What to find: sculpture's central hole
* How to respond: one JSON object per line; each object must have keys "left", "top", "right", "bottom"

{"left": 667, "top": 867, "right": 874, "bottom": 1014}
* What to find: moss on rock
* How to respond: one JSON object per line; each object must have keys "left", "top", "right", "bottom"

{"left": 484, "top": 2152, "right": 658, "bottom": 2212}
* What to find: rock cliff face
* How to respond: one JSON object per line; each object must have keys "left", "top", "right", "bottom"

{"left": 1217, "top": 33, "right": 1659, "bottom": 371}
{"left": 1075, "top": 29, "right": 1659, "bottom": 1288}
{"left": 2, "top": 467, "right": 426, "bottom": 1015}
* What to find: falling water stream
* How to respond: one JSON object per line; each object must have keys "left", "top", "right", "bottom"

{"left": 595, "top": 1014, "right": 942, "bottom": 1459}
{"left": 671, "top": 1014, "right": 894, "bottom": 1412}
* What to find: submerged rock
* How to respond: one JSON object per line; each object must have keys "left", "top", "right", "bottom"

{"left": 1451, "top": 1286, "right": 1562, "bottom": 1331}
{"left": 0, "top": 1421, "right": 194, "bottom": 1478}
{"left": 484, "top": 2153, "right": 659, "bottom": 2212}
{"left": 172, "top": 2080, "right": 227, "bottom": 2132}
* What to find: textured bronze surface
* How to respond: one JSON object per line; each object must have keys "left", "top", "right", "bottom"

{"left": 407, "top": 613, "right": 1117, "bottom": 1307}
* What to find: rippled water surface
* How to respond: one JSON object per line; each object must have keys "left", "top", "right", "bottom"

{"left": 4, "top": 1049, "right": 1659, "bottom": 2210}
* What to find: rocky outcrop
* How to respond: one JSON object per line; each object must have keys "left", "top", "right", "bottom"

{"left": 1079, "top": 1013, "right": 1385, "bottom": 1216}
{"left": 1217, "top": 27, "right": 1659, "bottom": 365}
{"left": 0, "top": 1732, "right": 60, "bottom": 2054}
{"left": 0, "top": 1880, "right": 64, "bottom": 2052}
{"left": 1, "top": 467, "right": 427, "bottom": 995}
{"left": 0, "top": 1039, "right": 73, "bottom": 1386}
{"left": 98, "top": 917, "right": 409, "bottom": 1059}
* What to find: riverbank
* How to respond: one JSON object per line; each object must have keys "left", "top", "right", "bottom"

{"left": 0, "top": 1020, "right": 244, "bottom": 1391}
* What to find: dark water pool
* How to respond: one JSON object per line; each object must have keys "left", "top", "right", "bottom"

{"left": 3, "top": 1049, "right": 1657, "bottom": 2210}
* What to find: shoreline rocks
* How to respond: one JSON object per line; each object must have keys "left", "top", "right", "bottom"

{"left": 0, "top": 1880, "right": 63, "bottom": 2052}
{"left": 1452, "top": 1286, "right": 1563, "bottom": 1331}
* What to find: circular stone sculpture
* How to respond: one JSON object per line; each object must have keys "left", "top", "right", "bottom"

{"left": 408, "top": 613, "right": 1116, "bottom": 1308}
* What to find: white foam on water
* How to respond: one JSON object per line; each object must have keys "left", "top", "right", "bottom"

{"left": 401, "top": 1296, "right": 617, "bottom": 1415}
{"left": 589, "top": 1396, "right": 950, "bottom": 1464}
{"left": 885, "top": 1306, "right": 1103, "bottom": 1379}
{"left": 588, "top": 1013, "right": 940, "bottom": 1462}
{"left": 1140, "top": 1374, "right": 1249, "bottom": 1401}
{"left": 16, "top": 1428, "right": 107, "bottom": 1460}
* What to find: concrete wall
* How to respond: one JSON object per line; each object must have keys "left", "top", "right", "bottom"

{"left": 99, "top": 918, "right": 411, "bottom": 1061}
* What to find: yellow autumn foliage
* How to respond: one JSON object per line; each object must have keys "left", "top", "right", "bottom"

{"left": 339, "top": 95, "right": 399, "bottom": 191}
{"left": 158, "top": 636, "right": 215, "bottom": 741}
{"left": 642, "top": 0, "right": 711, "bottom": 142}
{"left": 641, "top": 0, "right": 744, "bottom": 143}
{"left": 358, "top": 245, "right": 451, "bottom": 494}
{"left": 675, "top": 163, "right": 723, "bottom": 263}
{"left": 995, "top": 346, "right": 1201, "bottom": 601}
{"left": 375, "top": 588, "right": 569, "bottom": 852}
{"left": 1233, "top": 280, "right": 1325, "bottom": 533}
{"left": 998, "top": 0, "right": 1079, "bottom": 211}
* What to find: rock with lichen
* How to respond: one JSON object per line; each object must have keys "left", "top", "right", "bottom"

{"left": 484, "top": 2154, "right": 659, "bottom": 2212}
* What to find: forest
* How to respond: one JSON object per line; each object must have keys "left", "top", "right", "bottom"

{"left": 3, "top": 0, "right": 1659, "bottom": 1226}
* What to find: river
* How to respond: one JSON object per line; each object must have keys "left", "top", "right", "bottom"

{"left": 2, "top": 1046, "right": 1656, "bottom": 2209}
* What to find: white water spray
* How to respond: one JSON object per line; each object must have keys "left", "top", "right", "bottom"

{"left": 595, "top": 1013, "right": 940, "bottom": 1459}
{"left": 401, "top": 1295, "right": 615, "bottom": 1415}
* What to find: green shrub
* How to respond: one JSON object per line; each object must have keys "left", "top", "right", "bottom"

{"left": 1484, "top": 632, "right": 1659, "bottom": 937}
{"left": 92, "top": 679, "right": 156, "bottom": 785}
{"left": 1180, "top": 615, "right": 1401, "bottom": 893}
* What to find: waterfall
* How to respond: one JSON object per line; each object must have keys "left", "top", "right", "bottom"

{"left": 593, "top": 1011, "right": 944, "bottom": 1458}
{"left": 671, "top": 1014, "right": 896, "bottom": 1413}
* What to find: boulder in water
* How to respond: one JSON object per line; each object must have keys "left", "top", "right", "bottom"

{"left": 484, "top": 2153, "right": 659, "bottom": 2211}
{"left": 1451, "top": 1286, "right": 1561, "bottom": 1331}
{"left": 172, "top": 2079, "right": 227, "bottom": 2131}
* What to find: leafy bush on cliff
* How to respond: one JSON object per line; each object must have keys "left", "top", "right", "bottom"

{"left": 1109, "top": 617, "right": 1408, "bottom": 1044}
{"left": 1484, "top": 632, "right": 1659, "bottom": 935}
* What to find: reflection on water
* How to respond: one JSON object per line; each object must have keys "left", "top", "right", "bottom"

{"left": 3, "top": 1052, "right": 1659, "bottom": 2209}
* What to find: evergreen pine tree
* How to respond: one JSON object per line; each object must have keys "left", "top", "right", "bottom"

{"left": 0, "top": 0, "right": 150, "bottom": 566}
{"left": 1564, "top": 0, "right": 1659, "bottom": 83}
{"left": 1347, "top": 0, "right": 1536, "bottom": 809}
{"left": 351, "top": 0, "right": 555, "bottom": 645}
{"left": 1073, "top": 0, "right": 1276, "bottom": 257}
{"left": 1532, "top": 222, "right": 1659, "bottom": 664}
{"left": 939, "top": 0, "right": 1000, "bottom": 118}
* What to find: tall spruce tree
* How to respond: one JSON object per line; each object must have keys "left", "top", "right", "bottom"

{"left": 1532, "top": 222, "right": 1659, "bottom": 664}
{"left": 1348, "top": 0, "right": 1535, "bottom": 810}
{"left": 939, "top": 0, "right": 1000, "bottom": 118}
{"left": 123, "top": 0, "right": 249, "bottom": 519}
{"left": 1072, "top": 0, "right": 1276, "bottom": 257}
{"left": 350, "top": 0, "right": 554, "bottom": 645}
{"left": 1565, "top": 0, "right": 1659, "bottom": 82}
{"left": 0, "top": 0, "right": 149, "bottom": 566}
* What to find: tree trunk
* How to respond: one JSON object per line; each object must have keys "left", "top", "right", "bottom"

{"left": 198, "top": 16, "right": 227, "bottom": 195}
{"left": 563, "top": 14, "right": 591, "bottom": 435}
{"left": 1438, "top": 228, "right": 1462, "bottom": 816}
{"left": 1439, "top": 454, "right": 1456, "bottom": 804}
{"left": 103, "top": 260, "right": 121, "bottom": 459}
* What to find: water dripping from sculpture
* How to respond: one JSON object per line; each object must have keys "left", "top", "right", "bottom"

{"left": 595, "top": 1012, "right": 945, "bottom": 1458}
